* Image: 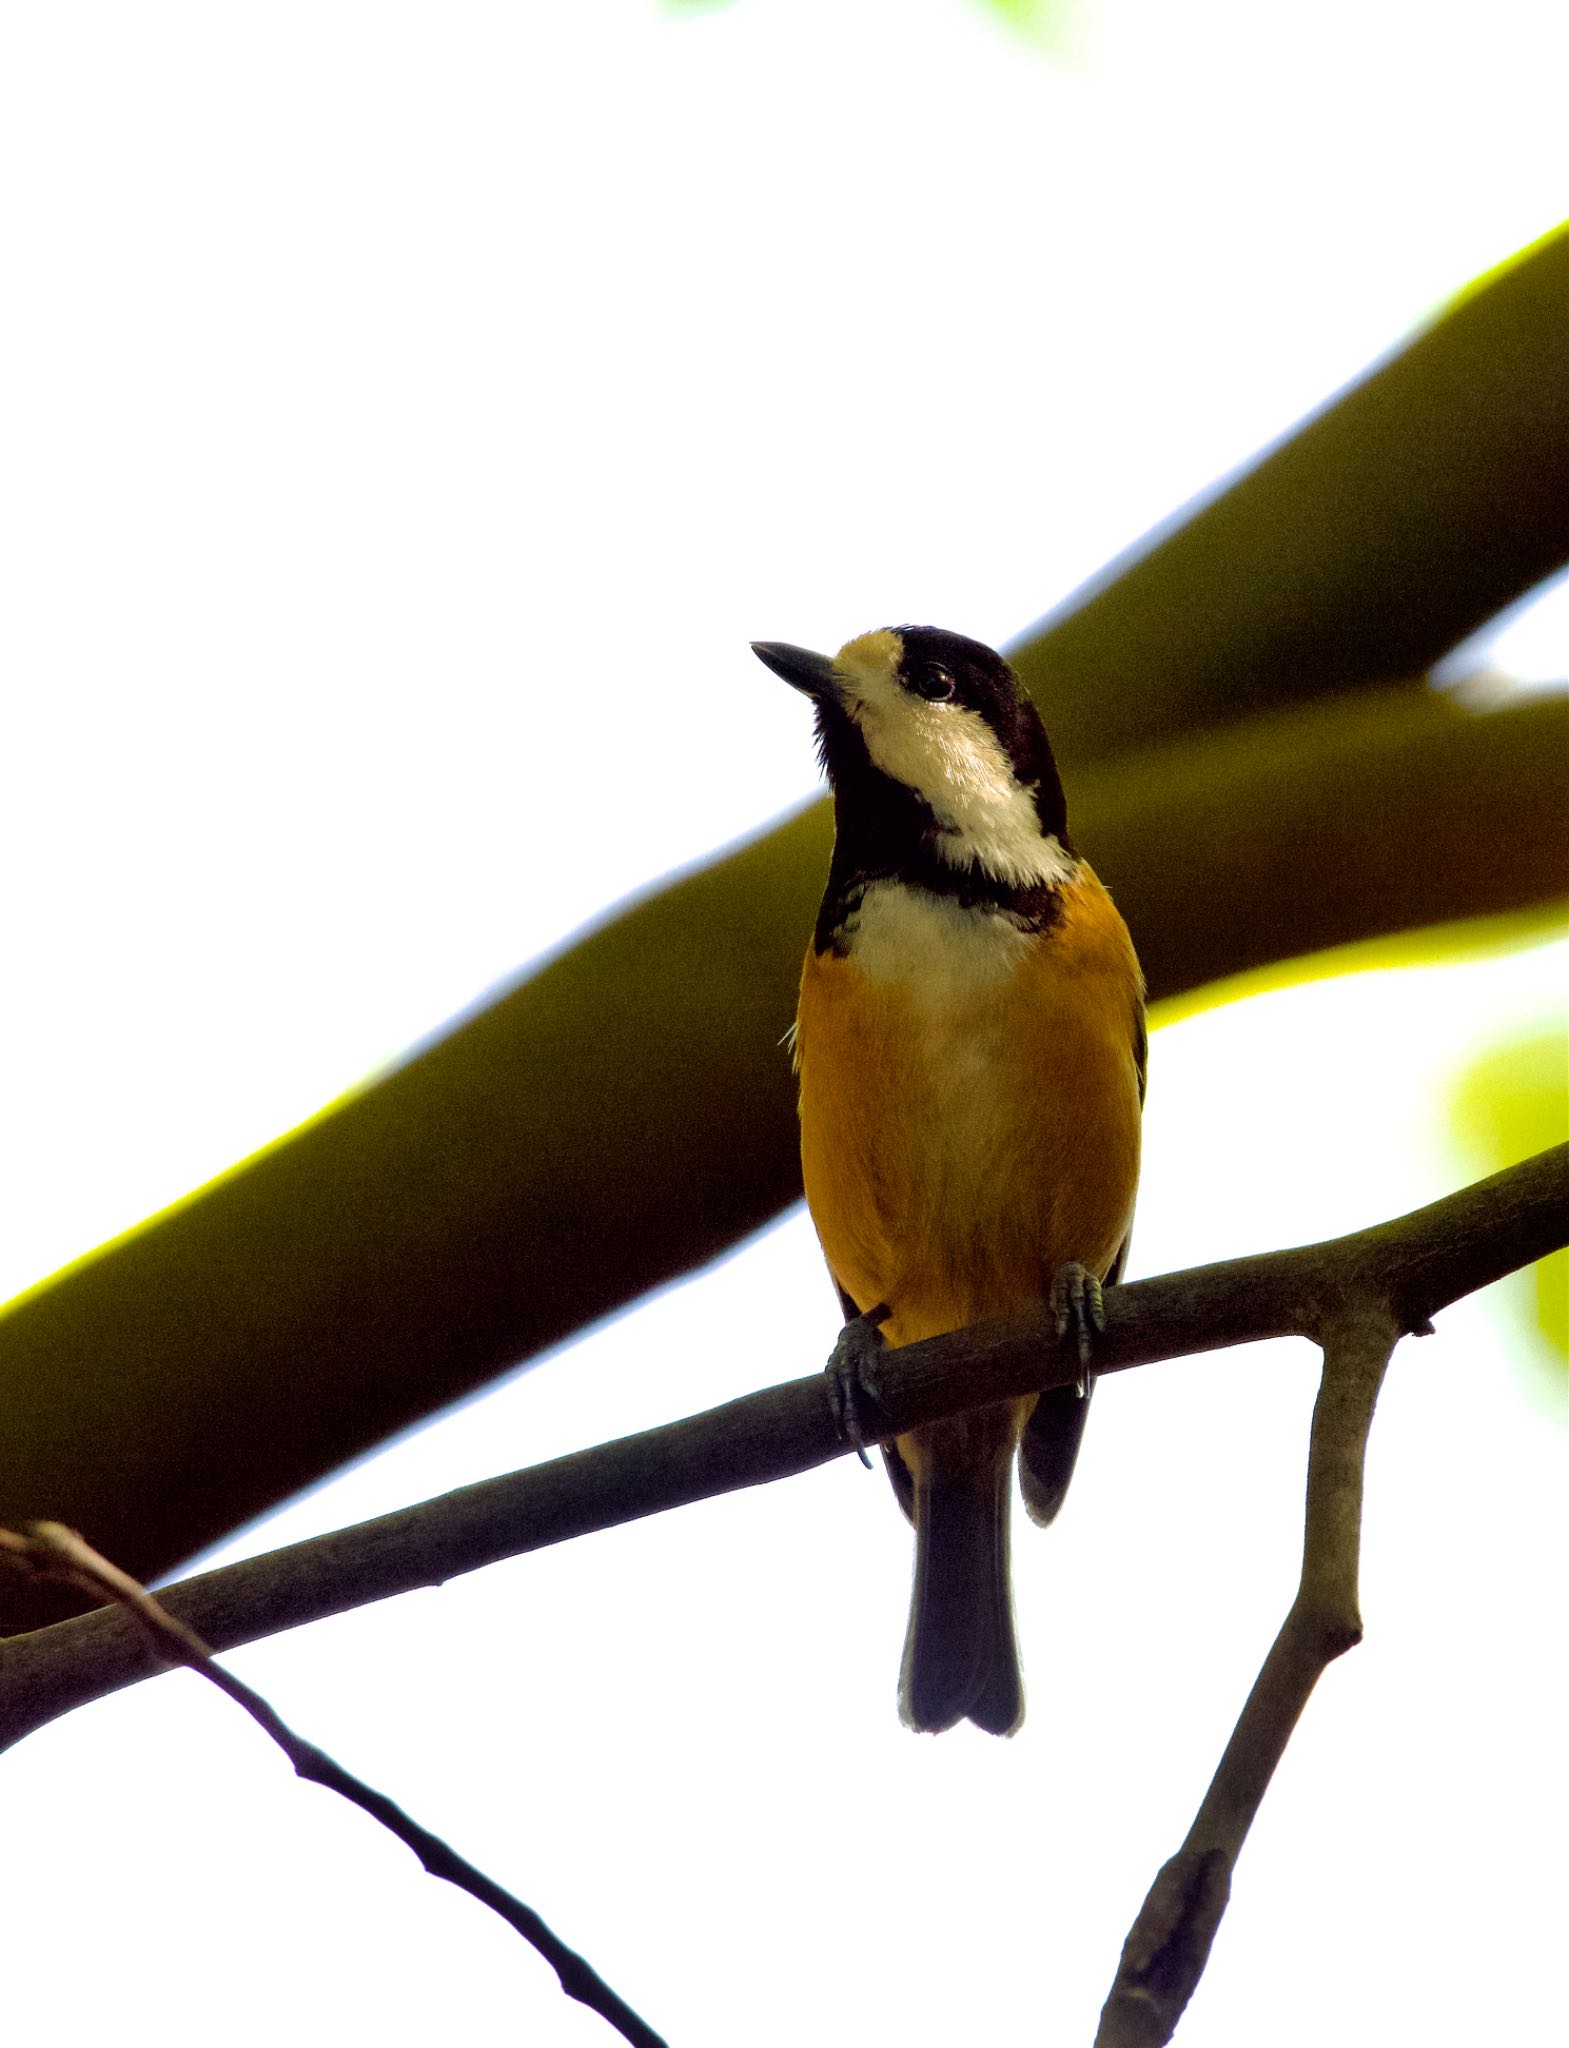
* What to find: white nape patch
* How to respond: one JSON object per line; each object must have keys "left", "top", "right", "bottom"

{"left": 832, "top": 630, "right": 1073, "bottom": 890}
{"left": 846, "top": 880, "right": 1035, "bottom": 997}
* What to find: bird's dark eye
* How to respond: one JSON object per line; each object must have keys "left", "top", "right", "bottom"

{"left": 911, "top": 663, "right": 956, "bottom": 702}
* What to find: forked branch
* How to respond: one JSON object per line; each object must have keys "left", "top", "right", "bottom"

{"left": 1095, "top": 1310, "right": 1400, "bottom": 2046}
{"left": 0, "top": 1147, "right": 1563, "bottom": 2043}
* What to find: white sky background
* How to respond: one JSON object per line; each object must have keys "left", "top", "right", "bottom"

{"left": 1, "top": 3, "right": 1565, "bottom": 2045}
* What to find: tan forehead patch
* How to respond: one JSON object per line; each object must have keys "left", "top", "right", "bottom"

{"left": 832, "top": 628, "right": 904, "bottom": 698}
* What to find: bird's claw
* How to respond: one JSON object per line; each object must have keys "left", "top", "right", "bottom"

{"left": 825, "top": 1304, "right": 891, "bottom": 1468}
{"left": 1050, "top": 1261, "right": 1105, "bottom": 1398}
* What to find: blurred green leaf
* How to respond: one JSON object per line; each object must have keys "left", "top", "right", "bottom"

{"left": 656, "top": 0, "right": 1085, "bottom": 54}
{"left": 1449, "top": 1027, "right": 1569, "bottom": 1377}
{"left": 974, "top": 0, "right": 1084, "bottom": 54}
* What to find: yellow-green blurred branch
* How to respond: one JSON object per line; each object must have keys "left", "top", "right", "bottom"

{"left": 1012, "top": 223, "right": 1569, "bottom": 763}
{"left": 1076, "top": 688, "right": 1568, "bottom": 1000}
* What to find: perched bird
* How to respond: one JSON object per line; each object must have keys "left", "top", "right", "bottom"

{"left": 754, "top": 627, "right": 1145, "bottom": 1735}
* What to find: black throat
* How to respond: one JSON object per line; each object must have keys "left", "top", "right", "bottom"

{"left": 811, "top": 703, "right": 1072, "bottom": 956}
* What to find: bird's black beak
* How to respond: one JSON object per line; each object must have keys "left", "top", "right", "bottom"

{"left": 751, "top": 640, "right": 844, "bottom": 703}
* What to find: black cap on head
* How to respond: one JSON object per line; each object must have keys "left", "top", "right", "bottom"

{"left": 891, "top": 627, "right": 1066, "bottom": 839}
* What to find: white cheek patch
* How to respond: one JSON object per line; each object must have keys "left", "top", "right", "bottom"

{"left": 854, "top": 693, "right": 1074, "bottom": 890}
{"left": 845, "top": 881, "right": 1035, "bottom": 997}
{"left": 828, "top": 628, "right": 1073, "bottom": 888}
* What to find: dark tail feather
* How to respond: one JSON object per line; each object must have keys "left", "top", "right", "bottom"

{"left": 1019, "top": 1382, "right": 1093, "bottom": 1526}
{"left": 899, "top": 1448, "right": 1023, "bottom": 1736}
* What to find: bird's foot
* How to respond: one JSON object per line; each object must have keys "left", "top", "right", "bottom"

{"left": 825, "top": 1304, "right": 891, "bottom": 1468}
{"left": 1050, "top": 1262, "right": 1105, "bottom": 1398}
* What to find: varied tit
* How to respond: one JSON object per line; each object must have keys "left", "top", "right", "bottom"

{"left": 754, "top": 626, "right": 1145, "bottom": 1734}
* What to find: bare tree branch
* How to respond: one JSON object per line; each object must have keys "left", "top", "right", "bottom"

{"left": 1, "top": 1147, "right": 1562, "bottom": 1767}
{"left": 0, "top": 1523, "right": 669, "bottom": 2048}
{"left": 0, "top": 1148, "right": 1562, "bottom": 2041}
{"left": 1094, "top": 1309, "right": 1400, "bottom": 2047}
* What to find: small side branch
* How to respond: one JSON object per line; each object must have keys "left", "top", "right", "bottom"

{"left": 1096, "top": 1310, "right": 1400, "bottom": 2047}
{"left": 0, "top": 1524, "right": 669, "bottom": 2048}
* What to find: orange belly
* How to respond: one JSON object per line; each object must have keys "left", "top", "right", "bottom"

{"left": 795, "top": 869, "right": 1143, "bottom": 1349}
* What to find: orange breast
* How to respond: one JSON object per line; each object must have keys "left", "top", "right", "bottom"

{"left": 795, "top": 870, "right": 1143, "bottom": 1348}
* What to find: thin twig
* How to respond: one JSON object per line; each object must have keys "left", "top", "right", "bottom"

{"left": 0, "top": 1147, "right": 1562, "bottom": 1761}
{"left": 0, "top": 1523, "right": 669, "bottom": 2048}
{"left": 1094, "top": 1310, "right": 1399, "bottom": 2047}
